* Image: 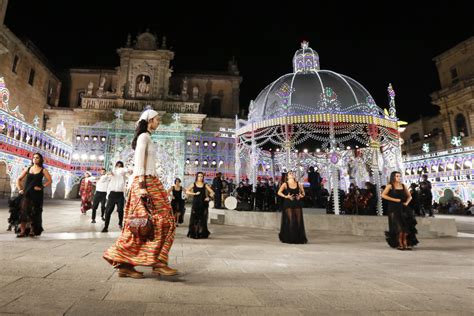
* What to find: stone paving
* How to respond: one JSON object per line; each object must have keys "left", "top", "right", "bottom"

{"left": 0, "top": 200, "right": 473, "bottom": 315}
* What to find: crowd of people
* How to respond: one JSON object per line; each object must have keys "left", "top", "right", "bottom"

{"left": 5, "top": 109, "right": 471, "bottom": 277}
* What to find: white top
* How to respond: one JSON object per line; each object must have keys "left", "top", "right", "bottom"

{"left": 107, "top": 167, "right": 127, "bottom": 193}
{"left": 90, "top": 175, "right": 111, "bottom": 192}
{"left": 132, "top": 133, "right": 156, "bottom": 177}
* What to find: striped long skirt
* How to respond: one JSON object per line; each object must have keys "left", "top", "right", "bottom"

{"left": 103, "top": 176, "right": 176, "bottom": 267}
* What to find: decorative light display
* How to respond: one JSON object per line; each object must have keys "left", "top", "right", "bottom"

{"left": 236, "top": 43, "right": 402, "bottom": 215}
{"left": 33, "top": 115, "right": 40, "bottom": 128}
{"left": 451, "top": 136, "right": 462, "bottom": 147}
{"left": 403, "top": 146, "right": 474, "bottom": 202}
{"left": 422, "top": 143, "right": 430, "bottom": 153}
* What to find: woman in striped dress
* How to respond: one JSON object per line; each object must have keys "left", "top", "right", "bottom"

{"left": 103, "top": 109, "right": 177, "bottom": 278}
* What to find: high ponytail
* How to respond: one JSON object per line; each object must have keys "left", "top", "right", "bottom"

{"left": 131, "top": 119, "right": 149, "bottom": 150}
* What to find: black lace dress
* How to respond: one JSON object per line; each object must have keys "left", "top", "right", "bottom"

{"left": 171, "top": 186, "right": 185, "bottom": 224}
{"left": 187, "top": 183, "right": 210, "bottom": 239}
{"left": 385, "top": 185, "right": 419, "bottom": 248}
{"left": 19, "top": 167, "right": 45, "bottom": 236}
{"left": 279, "top": 182, "right": 308, "bottom": 244}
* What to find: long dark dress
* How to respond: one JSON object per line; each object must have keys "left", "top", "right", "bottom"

{"left": 279, "top": 182, "right": 307, "bottom": 244}
{"left": 187, "top": 183, "right": 210, "bottom": 239}
{"left": 385, "top": 185, "right": 419, "bottom": 248}
{"left": 171, "top": 186, "right": 185, "bottom": 224}
{"left": 19, "top": 167, "right": 45, "bottom": 236}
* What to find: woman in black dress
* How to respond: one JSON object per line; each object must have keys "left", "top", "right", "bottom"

{"left": 277, "top": 171, "right": 307, "bottom": 244}
{"left": 15, "top": 153, "right": 52, "bottom": 237}
{"left": 382, "top": 171, "right": 419, "bottom": 250}
{"left": 168, "top": 178, "right": 185, "bottom": 225}
{"left": 186, "top": 172, "right": 215, "bottom": 239}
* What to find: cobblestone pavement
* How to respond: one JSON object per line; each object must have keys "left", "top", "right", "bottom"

{"left": 0, "top": 200, "right": 472, "bottom": 315}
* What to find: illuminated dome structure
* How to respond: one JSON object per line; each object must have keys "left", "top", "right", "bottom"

{"left": 235, "top": 42, "right": 403, "bottom": 214}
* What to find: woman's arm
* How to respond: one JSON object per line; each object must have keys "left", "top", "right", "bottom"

{"left": 186, "top": 184, "right": 198, "bottom": 196}
{"left": 381, "top": 184, "right": 401, "bottom": 203}
{"left": 167, "top": 186, "right": 174, "bottom": 198}
{"left": 134, "top": 134, "right": 149, "bottom": 193}
{"left": 298, "top": 183, "right": 305, "bottom": 198}
{"left": 403, "top": 184, "right": 412, "bottom": 206}
{"left": 16, "top": 168, "right": 28, "bottom": 193}
{"left": 277, "top": 183, "right": 291, "bottom": 199}
{"left": 42, "top": 169, "right": 52, "bottom": 188}
{"left": 206, "top": 184, "right": 215, "bottom": 198}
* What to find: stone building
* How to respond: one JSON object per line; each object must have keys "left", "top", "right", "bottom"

{"left": 0, "top": 0, "right": 242, "bottom": 196}
{"left": 45, "top": 31, "right": 242, "bottom": 142}
{"left": 401, "top": 37, "right": 474, "bottom": 155}
{"left": 0, "top": 0, "right": 61, "bottom": 129}
{"left": 401, "top": 37, "right": 473, "bottom": 204}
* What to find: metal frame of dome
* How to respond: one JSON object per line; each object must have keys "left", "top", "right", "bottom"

{"left": 235, "top": 42, "right": 403, "bottom": 215}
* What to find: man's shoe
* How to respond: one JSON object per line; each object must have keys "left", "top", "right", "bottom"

{"left": 91, "top": 220, "right": 96, "bottom": 223}
{"left": 101, "top": 228, "right": 108, "bottom": 233}
{"left": 101, "top": 216, "right": 105, "bottom": 221}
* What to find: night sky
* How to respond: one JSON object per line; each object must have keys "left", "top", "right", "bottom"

{"left": 4, "top": 1, "right": 473, "bottom": 122}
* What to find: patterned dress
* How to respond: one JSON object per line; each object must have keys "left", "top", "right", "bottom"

{"left": 103, "top": 176, "right": 176, "bottom": 267}
{"left": 79, "top": 178, "right": 94, "bottom": 214}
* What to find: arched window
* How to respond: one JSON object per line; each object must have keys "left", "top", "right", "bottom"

{"left": 455, "top": 114, "right": 469, "bottom": 137}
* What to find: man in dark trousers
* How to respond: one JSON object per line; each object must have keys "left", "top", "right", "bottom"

{"left": 102, "top": 161, "right": 127, "bottom": 232}
{"left": 212, "top": 172, "right": 223, "bottom": 209}
{"left": 90, "top": 168, "right": 111, "bottom": 223}
{"left": 308, "top": 166, "right": 322, "bottom": 207}
{"left": 419, "top": 174, "right": 434, "bottom": 217}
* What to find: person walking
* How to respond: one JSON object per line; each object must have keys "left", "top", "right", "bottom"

{"left": 103, "top": 109, "right": 177, "bottom": 278}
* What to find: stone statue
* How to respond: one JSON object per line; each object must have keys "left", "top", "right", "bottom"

{"left": 166, "top": 66, "right": 173, "bottom": 80}
{"left": 192, "top": 86, "right": 199, "bottom": 99}
{"left": 181, "top": 77, "right": 189, "bottom": 100}
{"left": 87, "top": 81, "right": 94, "bottom": 95}
{"left": 117, "top": 86, "right": 125, "bottom": 98}
{"left": 99, "top": 76, "right": 106, "bottom": 89}
{"left": 137, "top": 75, "right": 149, "bottom": 94}
{"left": 55, "top": 121, "right": 67, "bottom": 141}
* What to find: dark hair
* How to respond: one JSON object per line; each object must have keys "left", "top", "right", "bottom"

{"left": 131, "top": 119, "right": 149, "bottom": 150}
{"left": 101, "top": 168, "right": 106, "bottom": 171}
{"left": 115, "top": 161, "right": 124, "bottom": 168}
{"left": 280, "top": 172, "right": 287, "bottom": 184}
{"left": 175, "top": 178, "right": 181, "bottom": 184}
{"left": 309, "top": 166, "right": 315, "bottom": 172}
{"left": 389, "top": 171, "right": 401, "bottom": 187}
{"left": 32, "top": 152, "right": 44, "bottom": 168}
{"left": 195, "top": 172, "right": 204, "bottom": 182}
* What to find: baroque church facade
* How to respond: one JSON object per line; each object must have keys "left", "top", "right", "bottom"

{"left": 45, "top": 30, "right": 241, "bottom": 142}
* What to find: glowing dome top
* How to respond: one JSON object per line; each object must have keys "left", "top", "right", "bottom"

{"left": 248, "top": 42, "right": 386, "bottom": 124}
{"left": 293, "top": 41, "right": 320, "bottom": 73}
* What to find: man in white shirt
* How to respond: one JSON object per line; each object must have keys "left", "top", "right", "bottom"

{"left": 90, "top": 168, "right": 111, "bottom": 223}
{"left": 102, "top": 161, "right": 127, "bottom": 232}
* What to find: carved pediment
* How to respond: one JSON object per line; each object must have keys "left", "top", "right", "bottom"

{"left": 135, "top": 32, "right": 157, "bottom": 51}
